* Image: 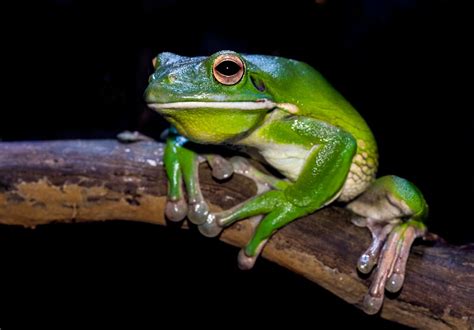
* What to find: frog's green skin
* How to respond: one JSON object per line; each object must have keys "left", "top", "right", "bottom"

{"left": 144, "top": 51, "right": 428, "bottom": 315}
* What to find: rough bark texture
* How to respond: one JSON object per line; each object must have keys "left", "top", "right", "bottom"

{"left": 0, "top": 140, "right": 472, "bottom": 329}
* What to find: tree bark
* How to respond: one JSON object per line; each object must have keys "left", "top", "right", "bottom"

{"left": 0, "top": 140, "right": 472, "bottom": 329}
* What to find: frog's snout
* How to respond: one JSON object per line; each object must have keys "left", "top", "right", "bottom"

{"left": 144, "top": 73, "right": 172, "bottom": 103}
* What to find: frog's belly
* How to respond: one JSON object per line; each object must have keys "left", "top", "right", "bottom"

{"left": 259, "top": 144, "right": 311, "bottom": 181}
{"left": 260, "top": 144, "right": 376, "bottom": 202}
{"left": 338, "top": 160, "right": 376, "bottom": 202}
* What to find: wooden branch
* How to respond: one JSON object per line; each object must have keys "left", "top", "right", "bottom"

{"left": 0, "top": 140, "right": 472, "bottom": 329}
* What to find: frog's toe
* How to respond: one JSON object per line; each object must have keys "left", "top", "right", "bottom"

{"left": 239, "top": 237, "right": 269, "bottom": 270}
{"left": 229, "top": 156, "right": 250, "bottom": 173}
{"left": 357, "top": 220, "right": 397, "bottom": 274}
{"left": 362, "top": 295, "right": 384, "bottom": 315}
{"left": 198, "top": 215, "right": 223, "bottom": 237}
{"left": 351, "top": 215, "right": 368, "bottom": 228}
{"left": 384, "top": 224, "right": 421, "bottom": 293}
{"left": 206, "top": 155, "right": 234, "bottom": 180}
{"left": 237, "top": 249, "right": 257, "bottom": 270}
{"left": 362, "top": 226, "right": 403, "bottom": 314}
{"left": 357, "top": 252, "right": 378, "bottom": 274}
{"left": 187, "top": 201, "right": 210, "bottom": 225}
{"left": 165, "top": 199, "right": 188, "bottom": 222}
{"left": 386, "top": 273, "right": 404, "bottom": 293}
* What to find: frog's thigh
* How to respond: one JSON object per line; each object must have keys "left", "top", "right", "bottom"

{"left": 347, "top": 175, "right": 427, "bottom": 223}
{"left": 347, "top": 175, "right": 428, "bottom": 314}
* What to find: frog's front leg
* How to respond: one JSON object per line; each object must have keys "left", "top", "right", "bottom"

{"left": 164, "top": 133, "right": 233, "bottom": 224}
{"left": 202, "top": 118, "right": 358, "bottom": 269}
{"left": 347, "top": 175, "right": 428, "bottom": 314}
{"left": 197, "top": 156, "right": 288, "bottom": 237}
{"left": 164, "top": 132, "right": 280, "bottom": 225}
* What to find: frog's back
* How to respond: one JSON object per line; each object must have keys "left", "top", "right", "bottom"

{"left": 247, "top": 55, "right": 379, "bottom": 200}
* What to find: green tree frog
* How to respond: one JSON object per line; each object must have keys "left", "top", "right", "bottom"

{"left": 144, "top": 51, "right": 428, "bottom": 314}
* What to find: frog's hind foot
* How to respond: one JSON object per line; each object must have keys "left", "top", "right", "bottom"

{"left": 352, "top": 218, "right": 425, "bottom": 314}
{"left": 351, "top": 217, "right": 399, "bottom": 275}
{"left": 346, "top": 175, "right": 428, "bottom": 314}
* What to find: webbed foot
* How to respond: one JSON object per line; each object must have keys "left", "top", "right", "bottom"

{"left": 354, "top": 218, "right": 426, "bottom": 314}
{"left": 347, "top": 175, "right": 428, "bottom": 314}
{"left": 164, "top": 132, "right": 285, "bottom": 231}
{"left": 164, "top": 127, "right": 238, "bottom": 224}
{"left": 198, "top": 156, "right": 284, "bottom": 237}
{"left": 186, "top": 155, "right": 234, "bottom": 225}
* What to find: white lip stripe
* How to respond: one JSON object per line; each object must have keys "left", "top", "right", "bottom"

{"left": 148, "top": 100, "right": 277, "bottom": 110}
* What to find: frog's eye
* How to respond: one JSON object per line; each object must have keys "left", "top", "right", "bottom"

{"left": 212, "top": 55, "right": 245, "bottom": 85}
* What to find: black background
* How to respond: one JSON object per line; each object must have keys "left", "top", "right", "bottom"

{"left": 1, "top": 0, "right": 470, "bottom": 327}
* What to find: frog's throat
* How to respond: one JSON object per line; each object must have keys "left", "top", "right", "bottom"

{"left": 148, "top": 100, "right": 299, "bottom": 114}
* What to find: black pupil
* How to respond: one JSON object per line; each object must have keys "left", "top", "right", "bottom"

{"left": 216, "top": 60, "right": 241, "bottom": 76}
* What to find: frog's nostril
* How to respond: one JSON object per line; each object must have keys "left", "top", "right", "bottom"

{"left": 166, "top": 74, "right": 177, "bottom": 83}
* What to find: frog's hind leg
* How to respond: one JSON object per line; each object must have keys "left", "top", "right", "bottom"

{"left": 346, "top": 175, "right": 428, "bottom": 314}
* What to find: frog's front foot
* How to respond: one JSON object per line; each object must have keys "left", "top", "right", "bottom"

{"left": 199, "top": 210, "right": 265, "bottom": 269}
{"left": 164, "top": 135, "right": 297, "bottom": 271}
{"left": 164, "top": 134, "right": 231, "bottom": 225}
{"left": 186, "top": 154, "right": 236, "bottom": 226}
{"left": 198, "top": 156, "right": 280, "bottom": 237}
{"left": 189, "top": 155, "right": 234, "bottom": 227}
{"left": 167, "top": 154, "right": 232, "bottom": 225}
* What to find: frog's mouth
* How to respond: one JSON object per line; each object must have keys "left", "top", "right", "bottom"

{"left": 146, "top": 100, "right": 283, "bottom": 144}
{"left": 146, "top": 100, "right": 299, "bottom": 143}
{"left": 147, "top": 100, "right": 277, "bottom": 111}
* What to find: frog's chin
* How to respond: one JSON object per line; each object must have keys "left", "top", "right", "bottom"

{"left": 147, "top": 100, "right": 277, "bottom": 111}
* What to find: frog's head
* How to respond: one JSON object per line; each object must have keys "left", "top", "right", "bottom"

{"left": 144, "top": 50, "right": 305, "bottom": 144}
